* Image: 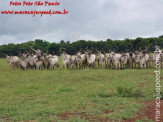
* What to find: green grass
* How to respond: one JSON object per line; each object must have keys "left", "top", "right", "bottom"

{"left": 0, "top": 58, "right": 162, "bottom": 121}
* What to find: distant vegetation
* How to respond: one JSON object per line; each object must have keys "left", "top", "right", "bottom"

{"left": 0, "top": 35, "right": 163, "bottom": 57}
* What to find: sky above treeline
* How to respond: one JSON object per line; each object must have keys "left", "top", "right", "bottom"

{"left": 0, "top": 0, "right": 163, "bottom": 45}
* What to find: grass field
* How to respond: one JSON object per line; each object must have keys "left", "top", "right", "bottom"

{"left": 0, "top": 58, "right": 162, "bottom": 122}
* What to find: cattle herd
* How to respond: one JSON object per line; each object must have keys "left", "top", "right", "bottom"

{"left": 6, "top": 46, "right": 163, "bottom": 70}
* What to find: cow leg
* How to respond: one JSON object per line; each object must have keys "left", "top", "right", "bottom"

{"left": 128, "top": 61, "right": 130, "bottom": 68}
{"left": 144, "top": 63, "right": 146, "bottom": 69}
{"left": 57, "top": 63, "right": 59, "bottom": 68}
{"left": 134, "top": 63, "right": 136, "bottom": 69}
{"left": 148, "top": 61, "right": 151, "bottom": 68}
{"left": 146, "top": 62, "right": 148, "bottom": 68}
{"left": 105, "top": 62, "right": 107, "bottom": 68}
{"left": 94, "top": 62, "right": 96, "bottom": 68}
{"left": 138, "top": 63, "right": 140, "bottom": 69}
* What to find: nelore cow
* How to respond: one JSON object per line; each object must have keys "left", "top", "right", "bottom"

{"left": 134, "top": 51, "right": 141, "bottom": 69}
{"left": 126, "top": 52, "right": 135, "bottom": 68}
{"left": 96, "top": 50, "right": 105, "bottom": 68}
{"left": 71, "top": 55, "right": 78, "bottom": 68}
{"left": 6, "top": 55, "right": 20, "bottom": 68}
{"left": 76, "top": 50, "right": 87, "bottom": 69}
{"left": 42, "top": 53, "right": 50, "bottom": 69}
{"left": 120, "top": 53, "right": 128, "bottom": 69}
{"left": 140, "top": 55, "right": 147, "bottom": 69}
{"left": 104, "top": 53, "right": 113, "bottom": 69}
{"left": 110, "top": 51, "right": 122, "bottom": 70}
{"left": 85, "top": 50, "right": 96, "bottom": 68}
{"left": 60, "top": 50, "right": 71, "bottom": 69}
{"left": 34, "top": 57, "right": 43, "bottom": 70}
{"left": 48, "top": 55, "right": 59, "bottom": 70}
{"left": 28, "top": 54, "right": 37, "bottom": 69}
{"left": 143, "top": 51, "right": 150, "bottom": 68}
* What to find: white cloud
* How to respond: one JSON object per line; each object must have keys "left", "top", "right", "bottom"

{"left": 0, "top": 0, "right": 163, "bottom": 44}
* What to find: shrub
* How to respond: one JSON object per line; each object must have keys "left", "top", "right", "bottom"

{"left": 117, "top": 86, "right": 143, "bottom": 98}
{"left": 98, "top": 93, "right": 111, "bottom": 98}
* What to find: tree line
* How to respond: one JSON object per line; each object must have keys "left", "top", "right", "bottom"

{"left": 0, "top": 36, "right": 163, "bottom": 57}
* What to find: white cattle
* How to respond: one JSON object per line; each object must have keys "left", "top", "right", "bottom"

{"left": 111, "top": 53, "right": 122, "bottom": 69}
{"left": 61, "top": 52, "right": 71, "bottom": 68}
{"left": 34, "top": 58, "right": 43, "bottom": 70}
{"left": 71, "top": 55, "right": 78, "bottom": 68}
{"left": 43, "top": 54, "right": 50, "bottom": 69}
{"left": 29, "top": 54, "right": 37, "bottom": 68}
{"left": 85, "top": 51, "right": 96, "bottom": 68}
{"left": 6, "top": 56, "right": 19, "bottom": 67}
{"left": 120, "top": 54, "right": 128, "bottom": 69}
{"left": 126, "top": 53, "right": 135, "bottom": 68}
{"left": 144, "top": 53, "right": 150, "bottom": 68}
{"left": 96, "top": 51, "right": 105, "bottom": 68}
{"left": 105, "top": 53, "right": 112, "bottom": 68}
{"left": 48, "top": 55, "right": 59, "bottom": 70}
{"left": 140, "top": 56, "right": 147, "bottom": 69}
{"left": 76, "top": 53, "right": 87, "bottom": 69}
{"left": 134, "top": 52, "right": 141, "bottom": 69}
{"left": 20, "top": 59, "right": 29, "bottom": 70}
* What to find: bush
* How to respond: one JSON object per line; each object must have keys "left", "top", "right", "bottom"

{"left": 98, "top": 93, "right": 112, "bottom": 98}
{"left": 117, "top": 86, "right": 143, "bottom": 98}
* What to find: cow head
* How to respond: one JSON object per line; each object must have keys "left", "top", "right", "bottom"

{"left": 6, "top": 55, "right": 11, "bottom": 63}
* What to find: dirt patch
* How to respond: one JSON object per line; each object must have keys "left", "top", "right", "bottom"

{"left": 136, "top": 82, "right": 148, "bottom": 88}
{"left": 103, "top": 110, "right": 113, "bottom": 114}
{"left": 57, "top": 110, "right": 113, "bottom": 122}
{"left": 57, "top": 113, "right": 85, "bottom": 120}
{"left": 160, "top": 77, "right": 163, "bottom": 80}
{"left": 57, "top": 112, "right": 109, "bottom": 122}
{"left": 0, "top": 118, "right": 12, "bottom": 122}
{"left": 136, "top": 81, "right": 154, "bottom": 88}
{"left": 123, "top": 100, "right": 163, "bottom": 122}
{"left": 58, "top": 100, "right": 163, "bottom": 122}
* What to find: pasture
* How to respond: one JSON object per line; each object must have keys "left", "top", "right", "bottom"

{"left": 0, "top": 58, "right": 162, "bottom": 122}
